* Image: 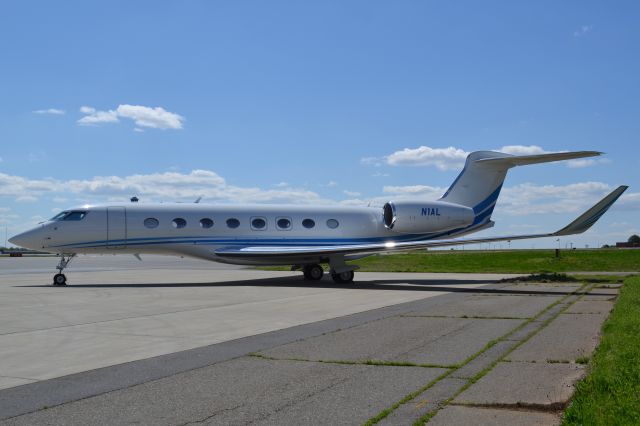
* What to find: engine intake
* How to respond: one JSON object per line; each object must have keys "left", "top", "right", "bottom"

{"left": 382, "top": 200, "right": 474, "bottom": 234}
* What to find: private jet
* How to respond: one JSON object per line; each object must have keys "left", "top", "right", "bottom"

{"left": 9, "top": 150, "right": 628, "bottom": 286}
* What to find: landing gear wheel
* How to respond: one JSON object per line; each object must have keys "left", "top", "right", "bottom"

{"left": 303, "top": 264, "right": 324, "bottom": 281}
{"left": 331, "top": 270, "right": 354, "bottom": 284}
{"left": 52, "top": 253, "right": 75, "bottom": 286}
{"left": 53, "top": 273, "right": 67, "bottom": 286}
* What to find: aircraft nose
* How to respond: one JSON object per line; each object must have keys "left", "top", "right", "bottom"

{"left": 8, "top": 228, "right": 43, "bottom": 250}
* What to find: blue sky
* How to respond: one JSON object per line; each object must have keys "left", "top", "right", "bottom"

{"left": 1, "top": 1, "right": 638, "bottom": 248}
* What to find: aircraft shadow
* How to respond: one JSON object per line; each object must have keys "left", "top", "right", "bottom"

{"left": 16, "top": 275, "right": 593, "bottom": 296}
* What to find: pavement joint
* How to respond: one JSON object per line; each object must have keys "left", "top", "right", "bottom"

{"left": 401, "top": 314, "right": 530, "bottom": 320}
{"left": 248, "top": 353, "right": 455, "bottom": 369}
{"left": 400, "top": 282, "right": 593, "bottom": 425}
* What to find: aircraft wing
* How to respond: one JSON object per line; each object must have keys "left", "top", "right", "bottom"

{"left": 215, "top": 185, "right": 628, "bottom": 259}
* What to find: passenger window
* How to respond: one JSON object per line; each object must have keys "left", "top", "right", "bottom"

{"left": 62, "top": 211, "right": 87, "bottom": 221}
{"left": 226, "top": 218, "right": 240, "bottom": 229}
{"left": 251, "top": 217, "right": 267, "bottom": 230}
{"left": 200, "top": 218, "right": 214, "bottom": 229}
{"left": 326, "top": 219, "right": 339, "bottom": 229}
{"left": 276, "top": 217, "right": 292, "bottom": 230}
{"left": 144, "top": 218, "right": 159, "bottom": 229}
{"left": 302, "top": 219, "right": 315, "bottom": 229}
{"left": 172, "top": 218, "right": 187, "bottom": 228}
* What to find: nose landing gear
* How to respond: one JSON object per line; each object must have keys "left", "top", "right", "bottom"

{"left": 53, "top": 254, "right": 75, "bottom": 286}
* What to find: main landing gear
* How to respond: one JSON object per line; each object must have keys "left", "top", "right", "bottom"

{"left": 299, "top": 259, "right": 357, "bottom": 284}
{"left": 302, "top": 264, "right": 324, "bottom": 281}
{"left": 330, "top": 270, "right": 355, "bottom": 284}
{"left": 53, "top": 253, "right": 75, "bottom": 286}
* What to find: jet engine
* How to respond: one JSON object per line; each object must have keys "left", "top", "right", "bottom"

{"left": 382, "top": 200, "right": 474, "bottom": 234}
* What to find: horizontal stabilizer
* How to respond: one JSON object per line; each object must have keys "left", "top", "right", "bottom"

{"left": 475, "top": 151, "right": 602, "bottom": 168}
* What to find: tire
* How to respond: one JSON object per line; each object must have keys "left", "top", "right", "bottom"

{"left": 304, "top": 264, "right": 324, "bottom": 281}
{"left": 331, "top": 270, "right": 354, "bottom": 284}
{"left": 53, "top": 273, "right": 67, "bottom": 286}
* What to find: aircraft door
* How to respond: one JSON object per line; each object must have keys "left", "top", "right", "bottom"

{"left": 107, "top": 207, "right": 127, "bottom": 249}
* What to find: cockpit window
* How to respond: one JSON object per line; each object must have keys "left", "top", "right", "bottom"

{"left": 50, "top": 211, "right": 69, "bottom": 221}
{"left": 62, "top": 211, "right": 88, "bottom": 221}
{"left": 51, "top": 211, "right": 88, "bottom": 221}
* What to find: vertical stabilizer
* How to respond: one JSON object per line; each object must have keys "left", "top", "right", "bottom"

{"left": 439, "top": 150, "right": 602, "bottom": 226}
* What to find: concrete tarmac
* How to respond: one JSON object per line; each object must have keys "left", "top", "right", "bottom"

{"left": 0, "top": 255, "right": 617, "bottom": 424}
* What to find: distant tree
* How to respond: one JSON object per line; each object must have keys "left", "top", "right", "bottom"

{"left": 629, "top": 234, "right": 640, "bottom": 244}
{"left": 601, "top": 244, "right": 610, "bottom": 249}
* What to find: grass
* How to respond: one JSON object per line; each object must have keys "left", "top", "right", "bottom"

{"left": 354, "top": 249, "right": 640, "bottom": 273}
{"left": 562, "top": 276, "right": 640, "bottom": 425}
{"left": 260, "top": 249, "right": 639, "bottom": 274}
{"left": 499, "top": 272, "right": 579, "bottom": 283}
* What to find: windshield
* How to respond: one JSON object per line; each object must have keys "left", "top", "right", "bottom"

{"left": 50, "top": 211, "right": 88, "bottom": 221}
{"left": 50, "top": 211, "right": 69, "bottom": 221}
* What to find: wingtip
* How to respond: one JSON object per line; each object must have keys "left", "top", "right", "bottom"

{"left": 554, "top": 184, "right": 628, "bottom": 236}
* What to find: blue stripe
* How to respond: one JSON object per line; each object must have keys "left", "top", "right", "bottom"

{"left": 473, "top": 184, "right": 503, "bottom": 215}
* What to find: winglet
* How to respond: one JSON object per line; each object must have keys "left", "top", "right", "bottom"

{"left": 553, "top": 185, "right": 628, "bottom": 236}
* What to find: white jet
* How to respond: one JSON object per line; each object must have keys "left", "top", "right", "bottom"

{"left": 9, "top": 150, "right": 628, "bottom": 286}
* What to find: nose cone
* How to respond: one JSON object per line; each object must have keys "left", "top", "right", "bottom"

{"left": 8, "top": 227, "right": 43, "bottom": 250}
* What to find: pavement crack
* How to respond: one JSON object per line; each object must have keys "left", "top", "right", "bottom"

{"left": 244, "top": 376, "right": 352, "bottom": 425}
{"left": 176, "top": 403, "right": 245, "bottom": 426}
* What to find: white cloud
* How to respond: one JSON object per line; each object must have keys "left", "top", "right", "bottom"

{"left": 498, "top": 182, "right": 620, "bottom": 216}
{"left": 33, "top": 108, "right": 66, "bottom": 115}
{"left": 370, "top": 145, "right": 605, "bottom": 170}
{"left": 0, "top": 170, "right": 331, "bottom": 205}
{"left": 77, "top": 106, "right": 119, "bottom": 125}
{"left": 343, "top": 190, "right": 361, "bottom": 197}
{"left": 497, "top": 145, "right": 551, "bottom": 155}
{"left": 77, "top": 104, "right": 184, "bottom": 130}
{"left": 383, "top": 185, "right": 445, "bottom": 198}
{"left": 566, "top": 158, "right": 611, "bottom": 168}
{"left": 274, "top": 182, "right": 289, "bottom": 188}
{"left": 326, "top": 181, "right": 338, "bottom": 187}
{"left": 366, "top": 145, "right": 551, "bottom": 170}
{"left": 574, "top": 25, "right": 593, "bottom": 37}
{"left": 386, "top": 146, "right": 468, "bottom": 170}
{"left": 116, "top": 105, "right": 184, "bottom": 130}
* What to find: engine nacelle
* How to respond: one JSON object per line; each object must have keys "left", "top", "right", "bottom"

{"left": 383, "top": 200, "right": 474, "bottom": 234}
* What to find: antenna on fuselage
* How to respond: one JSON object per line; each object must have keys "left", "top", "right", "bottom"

{"left": 194, "top": 196, "right": 202, "bottom": 203}
{"left": 130, "top": 196, "right": 139, "bottom": 202}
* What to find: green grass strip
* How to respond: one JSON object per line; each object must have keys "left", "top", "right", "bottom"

{"left": 562, "top": 276, "right": 640, "bottom": 425}
{"left": 259, "top": 249, "right": 640, "bottom": 273}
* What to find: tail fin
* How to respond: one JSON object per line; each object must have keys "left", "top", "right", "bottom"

{"left": 439, "top": 150, "right": 602, "bottom": 226}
